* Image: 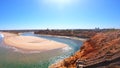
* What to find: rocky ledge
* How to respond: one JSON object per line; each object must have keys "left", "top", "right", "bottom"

{"left": 49, "top": 30, "right": 120, "bottom": 68}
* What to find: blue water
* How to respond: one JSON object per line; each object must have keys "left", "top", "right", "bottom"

{"left": 0, "top": 32, "right": 83, "bottom": 68}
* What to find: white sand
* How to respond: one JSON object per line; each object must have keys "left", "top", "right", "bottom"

{"left": 1, "top": 32, "right": 68, "bottom": 51}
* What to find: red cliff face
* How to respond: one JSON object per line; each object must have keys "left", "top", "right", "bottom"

{"left": 50, "top": 30, "right": 120, "bottom": 68}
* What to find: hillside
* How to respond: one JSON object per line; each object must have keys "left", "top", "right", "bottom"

{"left": 50, "top": 30, "right": 120, "bottom": 68}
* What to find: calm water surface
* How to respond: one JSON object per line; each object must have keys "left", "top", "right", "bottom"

{"left": 0, "top": 33, "right": 83, "bottom": 68}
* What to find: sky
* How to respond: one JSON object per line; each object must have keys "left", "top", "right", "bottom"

{"left": 0, "top": 0, "right": 120, "bottom": 30}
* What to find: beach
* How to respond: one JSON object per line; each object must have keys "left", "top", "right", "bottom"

{"left": 1, "top": 32, "right": 68, "bottom": 51}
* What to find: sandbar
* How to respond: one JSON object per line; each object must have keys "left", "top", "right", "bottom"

{"left": 1, "top": 32, "right": 68, "bottom": 51}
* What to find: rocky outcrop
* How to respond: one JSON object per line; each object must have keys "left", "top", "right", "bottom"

{"left": 50, "top": 30, "right": 120, "bottom": 68}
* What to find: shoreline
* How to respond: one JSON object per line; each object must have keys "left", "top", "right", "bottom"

{"left": 1, "top": 32, "right": 69, "bottom": 51}
{"left": 34, "top": 34, "right": 88, "bottom": 68}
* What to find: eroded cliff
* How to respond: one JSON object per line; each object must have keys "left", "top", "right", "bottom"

{"left": 50, "top": 30, "right": 120, "bottom": 68}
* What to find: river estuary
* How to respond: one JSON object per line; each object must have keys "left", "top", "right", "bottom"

{"left": 0, "top": 32, "right": 83, "bottom": 68}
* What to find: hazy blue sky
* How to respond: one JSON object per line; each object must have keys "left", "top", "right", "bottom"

{"left": 0, "top": 0, "right": 120, "bottom": 30}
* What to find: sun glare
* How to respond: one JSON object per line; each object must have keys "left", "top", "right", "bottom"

{"left": 47, "top": 0, "right": 72, "bottom": 4}
{"left": 43, "top": 0, "right": 79, "bottom": 10}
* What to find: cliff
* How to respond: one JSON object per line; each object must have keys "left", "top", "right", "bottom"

{"left": 50, "top": 30, "right": 120, "bottom": 68}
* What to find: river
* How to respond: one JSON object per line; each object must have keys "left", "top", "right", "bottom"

{"left": 0, "top": 32, "right": 83, "bottom": 68}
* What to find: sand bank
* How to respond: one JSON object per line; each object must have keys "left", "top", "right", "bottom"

{"left": 1, "top": 32, "right": 68, "bottom": 51}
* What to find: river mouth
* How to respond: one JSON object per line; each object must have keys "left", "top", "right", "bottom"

{"left": 0, "top": 32, "right": 83, "bottom": 68}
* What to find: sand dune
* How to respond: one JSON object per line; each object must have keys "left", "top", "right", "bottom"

{"left": 1, "top": 32, "right": 68, "bottom": 51}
